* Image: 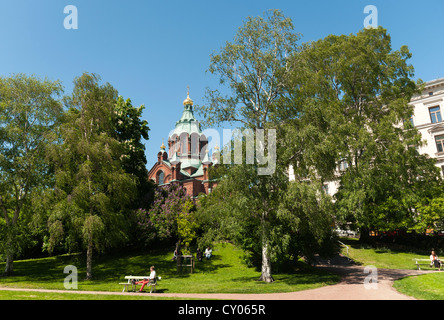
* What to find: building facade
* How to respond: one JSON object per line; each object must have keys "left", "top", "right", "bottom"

{"left": 410, "top": 77, "right": 444, "bottom": 175}
{"left": 148, "top": 91, "right": 218, "bottom": 197}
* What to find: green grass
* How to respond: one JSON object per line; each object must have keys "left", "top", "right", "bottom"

{"left": 340, "top": 238, "right": 444, "bottom": 300}
{"left": 3, "top": 239, "right": 444, "bottom": 300}
{"left": 0, "top": 290, "right": 196, "bottom": 300}
{"left": 394, "top": 272, "right": 444, "bottom": 300}
{"left": 0, "top": 243, "right": 340, "bottom": 299}
{"left": 341, "top": 238, "right": 434, "bottom": 270}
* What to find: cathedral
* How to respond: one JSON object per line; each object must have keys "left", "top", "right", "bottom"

{"left": 148, "top": 90, "right": 218, "bottom": 197}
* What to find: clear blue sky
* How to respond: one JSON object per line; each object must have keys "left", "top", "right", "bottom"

{"left": 1, "top": 0, "right": 443, "bottom": 169}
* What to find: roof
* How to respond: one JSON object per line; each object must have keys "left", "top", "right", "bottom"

{"left": 424, "top": 77, "right": 444, "bottom": 89}
{"left": 170, "top": 104, "right": 202, "bottom": 137}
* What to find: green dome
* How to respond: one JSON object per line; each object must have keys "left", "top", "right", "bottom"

{"left": 170, "top": 102, "right": 202, "bottom": 137}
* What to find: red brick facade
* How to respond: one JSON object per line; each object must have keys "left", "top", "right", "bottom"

{"left": 147, "top": 93, "right": 218, "bottom": 197}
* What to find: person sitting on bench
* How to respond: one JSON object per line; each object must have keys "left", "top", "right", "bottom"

{"left": 430, "top": 250, "right": 441, "bottom": 271}
{"left": 135, "top": 265, "right": 156, "bottom": 292}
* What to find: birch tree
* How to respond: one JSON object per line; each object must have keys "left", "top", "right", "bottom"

{"left": 47, "top": 73, "right": 136, "bottom": 279}
{"left": 0, "top": 74, "right": 63, "bottom": 275}
{"left": 196, "top": 9, "right": 300, "bottom": 282}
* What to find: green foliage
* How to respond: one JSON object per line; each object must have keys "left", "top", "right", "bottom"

{"left": 277, "top": 182, "right": 336, "bottom": 258}
{"left": 82, "top": 215, "right": 105, "bottom": 253}
{"left": 197, "top": 9, "right": 300, "bottom": 130}
{"left": 415, "top": 196, "right": 444, "bottom": 233}
{"left": 0, "top": 74, "right": 63, "bottom": 274}
{"left": 196, "top": 9, "right": 303, "bottom": 282}
{"left": 196, "top": 161, "right": 336, "bottom": 271}
{"left": 46, "top": 73, "right": 137, "bottom": 278}
{"left": 0, "top": 72, "right": 152, "bottom": 275}
{"left": 177, "top": 199, "right": 198, "bottom": 254}
{"left": 136, "top": 184, "right": 196, "bottom": 250}
{"left": 286, "top": 27, "right": 443, "bottom": 235}
{"left": 114, "top": 96, "right": 152, "bottom": 208}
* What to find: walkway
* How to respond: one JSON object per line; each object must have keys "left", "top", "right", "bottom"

{"left": 143, "top": 264, "right": 432, "bottom": 300}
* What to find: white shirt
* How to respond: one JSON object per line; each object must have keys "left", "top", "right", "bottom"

{"left": 149, "top": 270, "right": 156, "bottom": 279}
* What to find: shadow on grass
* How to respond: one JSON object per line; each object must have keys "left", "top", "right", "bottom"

{"left": 0, "top": 253, "right": 84, "bottom": 282}
{"left": 0, "top": 244, "right": 340, "bottom": 293}
{"left": 231, "top": 262, "right": 341, "bottom": 287}
{"left": 92, "top": 249, "right": 233, "bottom": 283}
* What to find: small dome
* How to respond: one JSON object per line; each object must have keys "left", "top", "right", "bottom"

{"left": 183, "top": 86, "right": 193, "bottom": 106}
{"left": 183, "top": 94, "right": 193, "bottom": 106}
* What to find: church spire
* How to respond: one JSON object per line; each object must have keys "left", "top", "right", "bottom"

{"left": 160, "top": 138, "right": 166, "bottom": 152}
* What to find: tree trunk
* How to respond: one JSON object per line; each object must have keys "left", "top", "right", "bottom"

{"left": 1, "top": 198, "right": 15, "bottom": 276}
{"left": 4, "top": 252, "right": 14, "bottom": 276}
{"left": 86, "top": 241, "right": 93, "bottom": 280}
{"left": 359, "top": 226, "right": 371, "bottom": 243}
{"left": 4, "top": 228, "right": 15, "bottom": 276}
{"left": 259, "top": 212, "right": 274, "bottom": 283}
{"left": 259, "top": 241, "right": 274, "bottom": 283}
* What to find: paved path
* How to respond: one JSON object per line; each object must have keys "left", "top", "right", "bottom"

{"left": 0, "top": 264, "right": 433, "bottom": 300}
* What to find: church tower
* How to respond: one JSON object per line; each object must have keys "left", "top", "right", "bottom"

{"left": 148, "top": 88, "right": 217, "bottom": 197}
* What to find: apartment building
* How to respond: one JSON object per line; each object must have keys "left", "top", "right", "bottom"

{"left": 410, "top": 77, "right": 444, "bottom": 175}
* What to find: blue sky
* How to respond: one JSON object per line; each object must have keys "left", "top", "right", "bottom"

{"left": 1, "top": 0, "right": 443, "bottom": 169}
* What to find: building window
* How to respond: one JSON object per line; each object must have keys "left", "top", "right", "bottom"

{"left": 429, "top": 106, "right": 442, "bottom": 124}
{"left": 322, "top": 184, "right": 329, "bottom": 195}
{"left": 435, "top": 135, "right": 444, "bottom": 153}
{"left": 338, "top": 159, "right": 349, "bottom": 171}
{"left": 157, "top": 170, "right": 164, "bottom": 185}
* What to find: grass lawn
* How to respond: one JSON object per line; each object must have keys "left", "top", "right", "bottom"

{"left": 340, "top": 238, "right": 435, "bottom": 270}
{"left": 0, "top": 242, "right": 340, "bottom": 299}
{"left": 393, "top": 272, "right": 444, "bottom": 300}
{"left": 340, "top": 238, "right": 444, "bottom": 300}
{"left": 0, "top": 290, "right": 196, "bottom": 300}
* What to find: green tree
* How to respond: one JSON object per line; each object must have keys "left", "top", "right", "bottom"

{"left": 288, "top": 27, "right": 442, "bottom": 239}
{"left": 277, "top": 181, "right": 336, "bottom": 262}
{"left": 196, "top": 9, "right": 300, "bottom": 282}
{"left": 0, "top": 74, "right": 63, "bottom": 275}
{"left": 196, "top": 161, "right": 293, "bottom": 271}
{"left": 198, "top": 9, "right": 299, "bottom": 130}
{"left": 415, "top": 196, "right": 444, "bottom": 233}
{"left": 114, "top": 96, "right": 152, "bottom": 208}
{"left": 47, "top": 73, "right": 136, "bottom": 279}
{"left": 177, "top": 199, "right": 198, "bottom": 255}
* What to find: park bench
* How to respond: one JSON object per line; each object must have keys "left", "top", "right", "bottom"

{"left": 413, "top": 258, "right": 434, "bottom": 270}
{"left": 120, "top": 275, "right": 160, "bottom": 293}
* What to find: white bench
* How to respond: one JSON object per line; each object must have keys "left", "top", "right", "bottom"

{"left": 120, "top": 275, "right": 160, "bottom": 293}
{"left": 413, "top": 258, "right": 434, "bottom": 270}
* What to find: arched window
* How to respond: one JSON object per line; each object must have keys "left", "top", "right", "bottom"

{"left": 157, "top": 170, "right": 164, "bottom": 185}
{"left": 190, "top": 133, "right": 200, "bottom": 156}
